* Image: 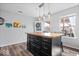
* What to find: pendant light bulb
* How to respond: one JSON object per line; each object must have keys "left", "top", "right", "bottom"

{"left": 43, "top": 14, "right": 46, "bottom": 21}
{"left": 48, "top": 12, "right": 51, "bottom": 19}
{"left": 38, "top": 16, "right": 41, "bottom": 21}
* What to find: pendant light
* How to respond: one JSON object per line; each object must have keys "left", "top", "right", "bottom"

{"left": 37, "top": 6, "right": 41, "bottom": 21}
{"left": 38, "top": 3, "right": 45, "bottom": 21}
{"left": 38, "top": 3, "right": 44, "bottom": 21}
{"left": 47, "top": 3, "right": 51, "bottom": 32}
{"left": 42, "top": 3, "right": 46, "bottom": 21}
{"left": 48, "top": 3, "right": 51, "bottom": 20}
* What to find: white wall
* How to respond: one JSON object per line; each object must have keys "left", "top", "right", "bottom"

{"left": 0, "top": 9, "right": 34, "bottom": 47}
{"left": 51, "top": 5, "right": 79, "bottom": 37}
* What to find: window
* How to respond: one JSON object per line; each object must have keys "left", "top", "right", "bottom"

{"left": 60, "top": 14, "right": 76, "bottom": 37}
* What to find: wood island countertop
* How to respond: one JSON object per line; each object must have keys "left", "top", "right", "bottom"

{"left": 26, "top": 32, "right": 62, "bottom": 38}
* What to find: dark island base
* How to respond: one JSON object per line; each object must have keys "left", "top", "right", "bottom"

{"left": 27, "top": 33, "right": 63, "bottom": 56}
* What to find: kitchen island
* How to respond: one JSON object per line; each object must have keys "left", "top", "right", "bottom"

{"left": 27, "top": 32, "right": 63, "bottom": 56}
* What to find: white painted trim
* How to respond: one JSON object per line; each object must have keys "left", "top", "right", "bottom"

{"left": 0, "top": 40, "right": 27, "bottom": 47}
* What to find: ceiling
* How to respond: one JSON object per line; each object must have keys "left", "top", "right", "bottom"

{"left": 0, "top": 3, "right": 79, "bottom": 17}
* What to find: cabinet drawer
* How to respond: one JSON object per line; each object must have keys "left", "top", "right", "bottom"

{"left": 42, "top": 41, "right": 51, "bottom": 47}
{"left": 40, "top": 50, "right": 51, "bottom": 56}
{"left": 31, "top": 42, "right": 41, "bottom": 49}
{"left": 31, "top": 41, "right": 41, "bottom": 45}
{"left": 30, "top": 38, "right": 41, "bottom": 43}
{"left": 30, "top": 37, "right": 42, "bottom": 44}
{"left": 41, "top": 46, "right": 51, "bottom": 54}
{"left": 42, "top": 38, "right": 51, "bottom": 43}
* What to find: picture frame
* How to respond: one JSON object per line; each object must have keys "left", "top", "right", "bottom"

{"left": 0, "top": 17, "right": 5, "bottom": 25}
{"left": 34, "top": 21, "right": 43, "bottom": 32}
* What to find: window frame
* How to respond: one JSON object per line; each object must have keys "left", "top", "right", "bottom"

{"left": 59, "top": 13, "right": 76, "bottom": 37}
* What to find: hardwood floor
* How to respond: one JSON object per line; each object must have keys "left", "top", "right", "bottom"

{"left": 62, "top": 46, "right": 79, "bottom": 56}
{"left": 0, "top": 42, "right": 33, "bottom": 56}
{"left": 0, "top": 42, "right": 79, "bottom": 56}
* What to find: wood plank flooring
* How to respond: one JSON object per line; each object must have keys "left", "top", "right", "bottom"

{"left": 0, "top": 42, "right": 33, "bottom": 56}
{"left": 0, "top": 42, "right": 79, "bottom": 56}
{"left": 62, "top": 46, "right": 79, "bottom": 56}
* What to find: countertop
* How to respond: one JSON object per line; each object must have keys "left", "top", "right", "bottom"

{"left": 26, "top": 32, "right": 63, "bottom": 38}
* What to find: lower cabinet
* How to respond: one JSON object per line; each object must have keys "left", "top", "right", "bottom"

{"left": 27, "top": 34, "right": 62, "bottom": 56}
{"left": 30, "top": 45, "right": 40, "bottom": 56}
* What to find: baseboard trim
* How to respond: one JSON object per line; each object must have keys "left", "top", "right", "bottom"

{"left": 0, "top": 41, "right": 27, "bottom": 47}
{"left": 63, "top": 45, "right": 79, "bottom": 52}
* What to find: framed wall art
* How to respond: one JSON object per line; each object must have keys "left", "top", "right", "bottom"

{"left": 13, "top": 20, "right": 21, "bottom": 28}
{"left": 34, "top": 21, "right": 43, "bottom": 32}
{"left": 0, "top": 17, "right": 5, "bottom": 25}
{"left": 5, "top": 23, "right": 12, "bottom": 28}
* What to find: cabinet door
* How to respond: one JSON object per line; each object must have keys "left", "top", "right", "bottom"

{"left": 30, "top": 43, "right": 41, "bottom": 56}
{"left": 41, "top": 42, "right": 51, "bottom": 55}
{"left": 41, "top": 38, "right": 52, "bottom": 56}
